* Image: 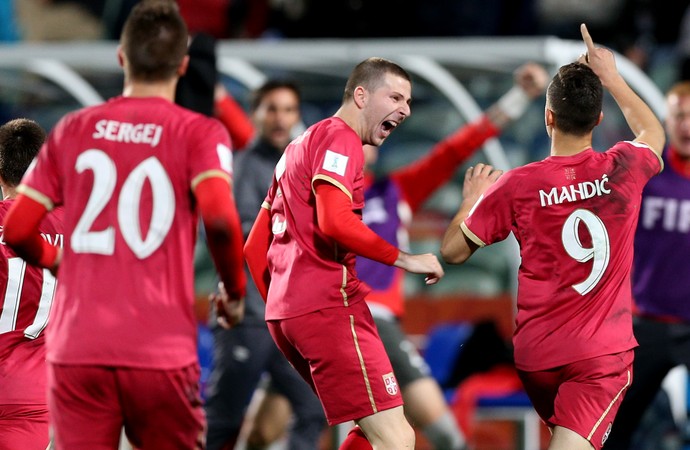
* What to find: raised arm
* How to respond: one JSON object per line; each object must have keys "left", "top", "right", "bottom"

{"left": 392, "top": 62, "right": 548, "bottom": 212}
{"left": 579, "top": 23, "right": 665, "bottom": 155}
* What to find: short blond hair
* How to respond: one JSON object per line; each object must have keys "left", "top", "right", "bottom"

{"left": 667, "top": 81, "right": 690, "bottom": 99}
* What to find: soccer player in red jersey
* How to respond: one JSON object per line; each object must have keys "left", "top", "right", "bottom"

{"left": 240, "top": 63, "right": 549, "bottom": 450}
{"left": 440, "top": 24, "right": 666, "bottom": 450}
{"left": 0, "top": 119, "right": 62, "bottom": 450}
{"left": 243, "top": 57, "right": 444, "bottom": 449}
{"left": 1, "top": 2, "right": 246, "bottom": 449}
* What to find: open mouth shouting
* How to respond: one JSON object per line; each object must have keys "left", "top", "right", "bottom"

{"left": 381, "top": 119, "right": 399, "bottom": 138}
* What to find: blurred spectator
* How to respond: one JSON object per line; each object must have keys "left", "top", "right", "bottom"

{"left": 15, "top": 0, "right": 104, "bottom": 40}
{"left": 103, "top": 0, "right": 269, "bottom": 40}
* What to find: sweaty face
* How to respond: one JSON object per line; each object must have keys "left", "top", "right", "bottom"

{"left": 253, "top": 87, "right": 301, "bottom": 151}
{"left": 362, "top": 73, "right": 412, "bottom": 146}
{"left": 666, "top": 93, "right": 690, "bottom": 159}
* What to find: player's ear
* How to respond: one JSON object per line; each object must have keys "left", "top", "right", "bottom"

{"left": 353, "top": 86, "right": 367, "bottom": 109}
{"left": 596, "top": 111, "right": 603, "bottom": 126}
{"left": 116, "top": 45, "right": 125, "bottom": 68}
{"left": 177, "top": 55, "right": 190, "bottom": 77}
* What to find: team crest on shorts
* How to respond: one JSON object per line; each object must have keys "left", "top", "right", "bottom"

{"left": 383, "top": 372, "right": 398, "bottom": 395}
{"left": 602, "top": 422, "right": 612, "bottom": 446}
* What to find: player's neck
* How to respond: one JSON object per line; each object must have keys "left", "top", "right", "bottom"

{"left": 122, "top": 79, "right": 177, "bottom": 102}
{"left": 333, "top": 105, "right": 363, "bottom": 140}
{"left": 550, "top": 131, "right": 592, "bottom": 157}
{"left": 1, "top": 185, "right": 15, "bottom": 200}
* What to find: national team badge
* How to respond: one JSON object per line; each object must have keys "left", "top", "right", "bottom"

{"left": 565, "top": 167, "right": 576, "bottom": 180}
{"left": 383, "top": 372, "right": 398, "bottom": 395}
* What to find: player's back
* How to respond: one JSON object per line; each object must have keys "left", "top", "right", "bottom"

{"left": 23, "top": 96, "right": 232, "bottom": 368}
{"left": 473, "top": 142, "right": 660, "bottom": 370}
{"left": 0, "top": 201, "right": 63, "bottom": 405}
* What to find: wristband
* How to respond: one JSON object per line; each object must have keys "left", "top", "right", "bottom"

{"left": 496, "top": 86, "right": 531, "bottom": 120}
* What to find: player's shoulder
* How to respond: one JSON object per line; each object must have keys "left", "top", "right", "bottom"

{"left": 605, "top": 140, "right": 653, "bottom": 157}
{"left": 501, "top": 161, "right": 542, "bottom": 182}
{"left": 605, "top": 140, "right": 662, "bottom": 168}
{"left": 311, "top": 117, "right": 360, "bottom": 147}
{"left": 178, "top": 106, "right": 229, "bottom": 138}
{"left": 52, "top": 102, "right": 101, "bottom": 131}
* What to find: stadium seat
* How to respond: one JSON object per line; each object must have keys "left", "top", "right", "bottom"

{"left": 423, "top": 321, "right": 475, "bottom": 401}
{"left": 423, "top": 322, "right": 540, "bottom": 450}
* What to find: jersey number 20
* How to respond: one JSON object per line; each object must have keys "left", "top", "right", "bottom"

{"left": 72, "top": 150, "right": 174, "bottom": 259}
{"left": 561, "top": 209, "right": 610, "bottom": 295}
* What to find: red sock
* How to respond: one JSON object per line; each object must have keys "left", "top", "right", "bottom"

{"left": 339, "top": 426, "right": 373, "bottom": 450}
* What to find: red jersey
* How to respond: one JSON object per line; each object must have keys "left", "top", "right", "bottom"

{"left": 0, "top": 201, "right": 63, "bottom": 404}
{"left": 18, "top": 96, "right": 233, "bottom": 369}
{"left": 463, "top": 143, "right": 662, "bottom": 371}
{"left": 263, "top": 117, "right": 369, "bottom": 320}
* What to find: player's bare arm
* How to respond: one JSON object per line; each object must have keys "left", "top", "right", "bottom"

{"left": 487, "top": 62, "right": 549, "bottom": 129}
{"left": 579, "top": 23, "right": 665, "bottom": 155}
{"left": 393, "top": 252, "right": 444, "bottom": 285}
{"left": 440, "top": 164, "right": 502, "bottom": 264}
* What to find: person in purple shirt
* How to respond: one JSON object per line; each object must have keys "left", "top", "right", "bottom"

{"left": 606, "top": 81, "right": 690, "bottom": 449}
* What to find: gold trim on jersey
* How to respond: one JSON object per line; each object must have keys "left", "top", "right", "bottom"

{"left": 16, "top": 185, "right": 54, "bottom": 211}
{"left": 261, "top": 201, "right": 271, "bottom": 210}
{"left": 191, "top": 169, "right": 231, "bottom": 191}
{"left": 587, "top": 369, "right": 631, "bottom": 441}
{"left": 339, "top": 265, "right": 349, "bottom": 307}
{"left": 628, "top": 140, "right": 665, "bottom": 174}
{"left": 311, "top": 175, "right": 353, "bottom": 201}
{"left": 350, "top": 314, "right": 377, "bottom": 414}
{"left": 460, "top": 222, "right": 486, "bottom": 247}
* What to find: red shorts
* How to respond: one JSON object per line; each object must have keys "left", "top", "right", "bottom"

{"left": 0, "top": 404, "right": 49, "bottom": 450}
{"left": 48, "top": 363, "right": 205, "bottom": 450}
{"left": 267, "top": 300, "right": 403, "bottom": 425}
{"left": 517, "top": 350, "right": 633, "bottom": 450}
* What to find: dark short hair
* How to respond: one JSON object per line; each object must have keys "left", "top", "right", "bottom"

{"left": 250, "top": 80, "right": 301, "bottom": 113}
{"left": 546, "top": 62, "right": 603, "bottom": 136}
{"left": 342, "top": 57, "right": 411, "bottom": 103}
{"left": 0, "top": 118, "right": 46, "bottom": 187}
{"left": 120, "top": 0, "right": 188, "bottom": 82}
